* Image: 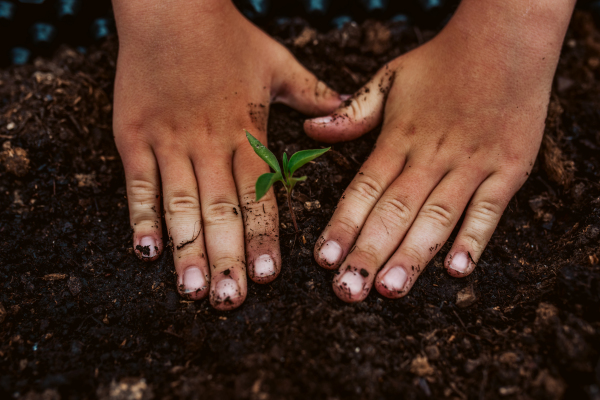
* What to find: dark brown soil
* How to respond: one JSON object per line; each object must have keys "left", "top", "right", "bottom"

{"left": 1, "top": 12, "right": 600, "bottom": 400}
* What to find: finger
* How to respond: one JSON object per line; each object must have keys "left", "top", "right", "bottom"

{"left": 195, "top": 152, "right": 247, "bottom": 311}
{"left": 374, "top": 168, "right": 486, "bottom": 299}
{"left": 314, "top": 138, "right": 406, "bottom": 270}
{"left": 157, "top": 153, "right": 209, "bottom": 300}
{"left": 117, "top": 138, "right": 163, "bottom": 261}
{"left": 303, "top": 62, "right": 397, "bottom": 143}
{"left": 444, "top": 172, "right": 521, "bottom": 278}
{"left": 332, "top": 163, "right": 443, "bottom": 302}
{"left": 271, "top": 51, "right": 345, "bottom": 117}
{"left": 233, "top": 140, "right": 281, "bottom": 284}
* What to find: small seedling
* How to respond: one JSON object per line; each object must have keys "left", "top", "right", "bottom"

{"left": 245, "top": 130, "right": 329, "bottom": 232}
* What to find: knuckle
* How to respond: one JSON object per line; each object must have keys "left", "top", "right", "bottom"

{"left": 239, "top": 185, "right": 276, "bottom": 206}
{"left": 314, "top": 80, "right": 328, "bottom": 99}
{"left": 347, "top": 173, "right": 383, "bottom": 205}
{"left": 346, "top": 98, "right": 365, "bottom": 121}
{"left": 401, "top": 244, "right": 426, "bottom": 267}
{"left": 459, "top": 199, "right": 505, "bottom": 252}
{"left": 212, "top": 256, "right": 246, "bottom": 272}
{"left": 469, "top": 199, "right": 504, "bottom": 224}
{"left": 332, "top": 214, "right": 360, "bottom": 238}
{"left": 461, "top": 230, "right": 488, "bottom": 254}
{"left": 375, "top": 197, "right": 412, "bottom": 229}
{"left": 204, "top": 200, "right": 240, "bottom": 226}
{"left": 418, "top": 203, "right": 456, "bottom": 230}
{"left": 165, "top": 194, "right": 200, "bottom": 215}
{"left": 114, "top": 119, "right": 155, "bottom": 149}
{"left": 128, "top": 179, "right": 159, "bottom": 201}
{"left": 353, "top": 243, "right": 381, "bottom": 268}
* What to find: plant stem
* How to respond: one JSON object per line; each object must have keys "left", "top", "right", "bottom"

{"left": 286, "top": 190, "right": 299, "bottom": 232}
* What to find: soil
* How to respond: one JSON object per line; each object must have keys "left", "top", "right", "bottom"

{"left": 1, "top": 12, "right": 600, "bottom": 400}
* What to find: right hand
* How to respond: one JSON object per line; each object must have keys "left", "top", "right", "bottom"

{"left": 112, "top": 0, "right": 344, "bottom": 310}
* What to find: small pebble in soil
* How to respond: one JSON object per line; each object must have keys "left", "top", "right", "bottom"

{"left": 0, "top": 141, "right": 31, "bottom": 177}
{"left": 68, "top": 276, "right": 82, "bottom": 296}
{"left": 304, "top": 200, "right": 321, "bottom": 211}
{"left": 456, "top": 285, "right": 478, "bottom": 308}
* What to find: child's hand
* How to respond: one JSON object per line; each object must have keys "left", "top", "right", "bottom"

{"left": 305, "top": 0, "right": 575, "bottom": 302}
{"left": 112, "top": 0, "right": 343, "bottom": 310}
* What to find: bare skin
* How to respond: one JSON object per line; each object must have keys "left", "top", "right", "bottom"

{"left": 306, "top": 0, "right": 577, "bottom": 302}
{"left": 112, "top": 0, "right": 343, "bottom": 310}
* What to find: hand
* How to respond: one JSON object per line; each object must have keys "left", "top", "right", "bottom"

{"left": 305, "top": 0, "right": 575, "bottom": 302}
{"left": 112, "top": 0, "right": 343, "bottom": 310}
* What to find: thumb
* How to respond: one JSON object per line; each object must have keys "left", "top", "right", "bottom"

{"left": 271, "top": 53, "right": 346, "bottom": 117}
{"left": 304, "top": 63, "right": 396, "bottom": 144}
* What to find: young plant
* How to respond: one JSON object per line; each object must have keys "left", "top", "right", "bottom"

{"left": 245, "top": 130, "right": 329, "bottom": 232}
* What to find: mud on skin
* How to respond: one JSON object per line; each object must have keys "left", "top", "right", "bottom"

{"left": 1, "top": 12, "right": 600, "bottom": 400}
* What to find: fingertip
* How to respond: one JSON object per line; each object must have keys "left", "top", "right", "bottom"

{"left": 134, "top": 234, "right": 162, "bottom": 261}
{"left": 332, "top": 266, "right": 371, "bottom": 303}
{"left": 314, "top": 239, "right": 343, "bottom": 270}
{"left": 249, "top": 253, "right": 280, "bottom": 284}
{"left": 374, "top": 266, "right": 410, "bottom": 299}
{"left": 445, "top": 250, "right": 476, "bottom": 278}
{"left": 177, "top": 266, "right": 210, "bottom": 300}
{"left": 303, "top": 112, "right": 366, "bottom": 144}
{"left": 210, "top": 276, "right": 246, "bottom": 311}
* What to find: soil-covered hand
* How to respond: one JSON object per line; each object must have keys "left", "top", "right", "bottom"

{"left": 112, "top": 0, "right": 343, "bottom": 310}
{"left": 305, "top": 0, "right": 576, "bottom": 302}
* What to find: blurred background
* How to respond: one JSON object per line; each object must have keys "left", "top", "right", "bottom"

{"left": 0, "top": 0, "right": 598, "bottom": 67}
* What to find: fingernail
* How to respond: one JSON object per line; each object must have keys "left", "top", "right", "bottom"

{"left": 138, "top": 236, "right": 157, "bottom": 258}
{"left": 450, "top": 252, "right": 469, "bottom": 273}
{"left": 183, "top": 267, "right": 206, "bottom": 293}
{"left": 319, "top": 240, "right": 342, "bottom": 266}
{"left": 340, "top": 94, "right": 352, "bottom": 101}
{"left": 216, "top": 278, "right": 239, "bottom": 300}
{"left": 339, "top": 270, "right": 365, "bottom": 296}
{"left": 254, "top": 254, "right": 275, "bottom": 277}
{"left": 310, "top": 115, "right": 333, "bottom": 124}
{"left": 382, "top": 267, "right": 407, "bottom": 292}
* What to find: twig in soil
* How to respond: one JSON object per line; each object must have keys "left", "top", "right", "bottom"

{"left": 452, "top": 309, "right": 467, "bottom": 329}
{"left": 68, "top": 113, "right": 85, "bottom": 135}
{"left": 449, "top": 382, "right": 467, "bottom": 400}
{"left": 479, "top": 368, "right": 489, "bottom": 400}
{"left": 536, "top": 175, "right": 557, "bottom": 197}
{"left": 89, "top": 241, "right": 103, "bottom": 252}
{"left": 76, "top": 314, "right": 94, "bottom": 331}
{"left": 163, "top": 329, "right": 183, "bottom": 339}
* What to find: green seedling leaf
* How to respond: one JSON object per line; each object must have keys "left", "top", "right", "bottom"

{"left": 245, "top": 130, "right": 281, "bottom": 174}
{"left": 255, "top": 172, "right": 283, "bottom": 201}
{"left": 288, "top": 175, "right": 307, "bottom": 190}
{"left": 282, "top": 152, "right": 289, "bottom": 178}
{"left": 288, "top": 148, "right": 330, "bottom": 176}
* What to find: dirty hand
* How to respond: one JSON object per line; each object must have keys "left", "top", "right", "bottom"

{"left": 112, "top": 0, "right": 343, "bottom": 310}
{"left": 305, "top": 0, "right": 576, "bottom": 302}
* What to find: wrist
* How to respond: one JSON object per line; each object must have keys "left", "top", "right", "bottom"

{"left": 442, "top": 0, "right": 576, "bottom": 58}
{"left": 112, "top": 0, "right": 238, "bottom": 46}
